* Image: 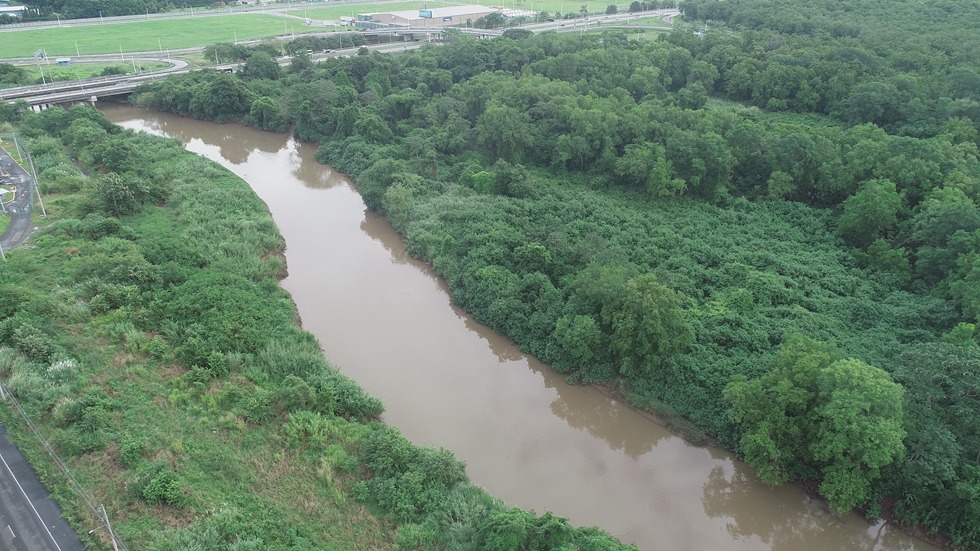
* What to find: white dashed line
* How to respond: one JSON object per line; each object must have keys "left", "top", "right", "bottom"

{"left": 0, "top": 451, "right": 63, "bottom": 551}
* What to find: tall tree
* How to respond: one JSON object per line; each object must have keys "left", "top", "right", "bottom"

{"left": 837, "top": 179, "right": 902, "bottom": 248}
{"left": 725, "top": 336, "right": 906, "bottom": 514}
{"left": 608, "top": 274, "right": 693, "bottom": 378}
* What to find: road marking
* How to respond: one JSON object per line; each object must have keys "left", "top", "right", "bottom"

{"left": 7, "top": 524, "right": 14, "bottom": 537}
{"left": 0, "top": 450, "right": 63, "bottom": 551}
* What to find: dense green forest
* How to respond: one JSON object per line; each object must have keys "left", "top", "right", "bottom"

{"left": 127, "top": 0, "right": 980, "bottom": 545}
{"left": 0, "top": 104, "right": 635, "bottom": 550}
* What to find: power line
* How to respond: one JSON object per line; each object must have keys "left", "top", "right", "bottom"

{"left": 0, "top": 377, "right": 127, "bottom": 551}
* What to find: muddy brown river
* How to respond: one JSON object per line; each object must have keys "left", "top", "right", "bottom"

{"left": 102, "top": 104, "right": 938, "bottom": 551}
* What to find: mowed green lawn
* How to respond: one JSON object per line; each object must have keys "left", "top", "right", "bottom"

{"left": 287, "top": 2, "right": 453, "bottom": 20}
{"left": 288, "top": 1, "right": 644, "bottom": 19}
{"left": 0, "top": 14, "right": 318, "bottom": 58}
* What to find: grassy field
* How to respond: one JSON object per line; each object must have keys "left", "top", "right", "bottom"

{"left": 287, "top": 1, "right": 454, "bottom": 20}
{"left": 0, "top": 3, "right": 673, "bottom": 59}
{"left": 0, "top": 14, "right": 319, "bottom": 58}
{"left": 9, "top": 61, "right": 170, "bottom": 85}
{"left": 627, "top": 14, "right": 674, "bottom": 25}
{"left": 289, "top": 1, "right": 656, "bottom": 19}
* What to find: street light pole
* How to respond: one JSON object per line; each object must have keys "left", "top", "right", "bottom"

{"left": 26, "top": 152, "right": 45, "bottom": 217}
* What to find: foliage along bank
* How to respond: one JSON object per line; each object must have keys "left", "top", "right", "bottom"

{"left": 0, "top": 104, "right": 636, "bottom": 551}
{"left": 128, "top": 8, "right": 980, "bottom": 548}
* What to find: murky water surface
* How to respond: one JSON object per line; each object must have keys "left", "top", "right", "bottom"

{"left": 102, "top": 104, "right": 937, "bottom": 551}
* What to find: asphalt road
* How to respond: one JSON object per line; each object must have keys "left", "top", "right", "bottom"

{"left": 0, "top": 145, "right": 37, "bottom": 253}
{"left": 0, "top": 427, "right": 85, "bottom": 551}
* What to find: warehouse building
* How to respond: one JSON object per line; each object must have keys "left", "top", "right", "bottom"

{"left": 358, "top": 5, "right": 500, "bottom": 28}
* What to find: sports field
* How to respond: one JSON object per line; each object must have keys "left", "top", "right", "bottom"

{"left": 287, "top": 1, "right": 454, "bottom": 20}
{"left": 0, "top": 14, "right": 318, "bottom": 58}
{"left": 288, "top": 1, "right": 637, "bottom": 20}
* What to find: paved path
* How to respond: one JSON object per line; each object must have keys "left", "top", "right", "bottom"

{"left": 0, "top": 144, "right": 37, "bottom": 253}
{"left": 0, "top": 427, "right": 86, "bottom": 551}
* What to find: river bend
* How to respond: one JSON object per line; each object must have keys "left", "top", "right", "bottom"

{"left": 102, "top": 105, "right": 937, "bottom": 551}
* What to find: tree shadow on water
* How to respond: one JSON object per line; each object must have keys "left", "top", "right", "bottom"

{"left": 701, "top": 465, "right": 924, "bottom": 551}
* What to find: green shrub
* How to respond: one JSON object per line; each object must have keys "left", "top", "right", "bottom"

{"left": 361, "top": 427, "right": 467, "bottom": 522}
{"left": 132, "top": 461, "right": 186, "bottom": 506}
{"left": 239, "top": 386, "right": 275, "bottom": 424}
{"left": 254, "top": 330, "right": 329, "bottom": 381}
{"left": 11, "top": 322, "right": 54, "bottom": 362}
{"left": 314, "top": 371, "right": 383, "bottom": 420}
{"left": 53, "top": 429, "right": 109, "bottom": 456}
{"left": 118, "top": 434, "right": 149, "bottom": 468}
{"left": 395, "top": 519, "right": 440, "bottom": 550}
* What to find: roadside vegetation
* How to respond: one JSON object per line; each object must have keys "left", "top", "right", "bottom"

{"left": 129, "top": 0, "right": 980, "bottom": 545}
{"left": 0, "top": 104, "right": 635, "bottom": 551}
{"left": 0, "top": 61, "right": 170, "bottom": 89}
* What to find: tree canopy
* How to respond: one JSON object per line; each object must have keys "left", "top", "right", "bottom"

{"left": 122, "top": 5, "right": 980, "bottom": 545}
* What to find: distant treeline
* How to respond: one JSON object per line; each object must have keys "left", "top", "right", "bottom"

{"left": 17, "top": 0, "right": 231, "bottom": 21}
{"left": 126, "top": 3, "right": 980, "bottom": 547}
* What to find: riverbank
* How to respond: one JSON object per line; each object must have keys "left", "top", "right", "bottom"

{"left": 0, "top": 104, "right": 638, "bottom": 550}
{"left": 104, "top": 104, "right": 944, "bottom": 551}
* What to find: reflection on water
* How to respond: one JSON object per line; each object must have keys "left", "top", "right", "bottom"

{"left": 548, "top": 384, "right": 664, "bottom": 459}
{"left": 701, "top": 465, "right": 923, "bottom": 551}
{"left": 361, "top": 211, "right": 438, "bottom": 275}
{"left": 102, "top": 104, "right": 939, "bottom": 551}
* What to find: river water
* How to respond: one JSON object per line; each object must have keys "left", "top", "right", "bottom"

{"left": 102, "top": 104, "right": 937, "bottom": 551}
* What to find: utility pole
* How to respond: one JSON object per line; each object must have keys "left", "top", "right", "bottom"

{"left": 27, "top": 152, "right": 45, "bottom": 217}
{"left": 100, "top": 506, "right": 120, "bottom": 551}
